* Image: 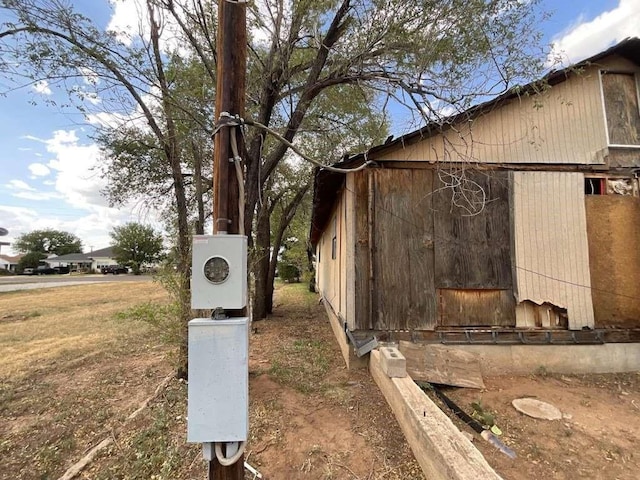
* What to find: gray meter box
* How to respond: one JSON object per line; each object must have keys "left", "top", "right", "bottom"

{"left": 191, "top": 234, "right": 247, "bottom": 309}
{"left": 187, "top": 317, "right": 249, "bottom": 442}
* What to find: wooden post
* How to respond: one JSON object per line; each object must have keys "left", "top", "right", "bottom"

{"left": 210, "top": 0, "right": 246, "bottom": 479}
{"left": 213, "top": 0, "right": 246, "bottom": 235}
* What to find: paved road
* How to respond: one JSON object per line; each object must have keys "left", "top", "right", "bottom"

{"left": 0, "top": 274, "right": 153, "bottom": 292}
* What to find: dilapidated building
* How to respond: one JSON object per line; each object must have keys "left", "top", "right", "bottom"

{"left": 311, "top": 38, "right": 640, "bottom": 370}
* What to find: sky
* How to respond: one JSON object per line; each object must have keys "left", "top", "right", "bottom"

{"left": 1, "top": 0, "right": 639, "bottom": 256}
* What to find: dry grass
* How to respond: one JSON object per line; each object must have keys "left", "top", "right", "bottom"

{"left": 0, "top": 281, "right": 173, "bottom": 480}
{"left": 0, "top": 282, "right": 168, "bottom": 379}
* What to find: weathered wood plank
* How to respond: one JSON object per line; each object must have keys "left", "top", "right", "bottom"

{"left": 439, "top": 289, "right": 515, "bottom": 327}
{"left": 434, "top": 170, "right": 512, "bottom": 289}
{"left": 353, "top": 171, "right": 370, "bottom": 330}
{"left": 408, "top": 169, "right": 437, "bottom": 330}
{"left": 602, "top": 72, "right": 640, "bottom": 145}
{"left": 374, "top": 169, "right": 412, "bottom": 330}
{"left": 369, "top": 350, "right": 501, "bottom": 480}
{"left": 373, "top": 169, "right": 437, "bottom": 331}
{"left": 399, "top": 341, "right": 486, "bottom": 389}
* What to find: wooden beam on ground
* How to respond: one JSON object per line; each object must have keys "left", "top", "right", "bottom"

{"left": 399, "top": 341, "right": 485, "bottom": 389}
{"left": 369, "top": 350, "right": 502, "bottom": 480}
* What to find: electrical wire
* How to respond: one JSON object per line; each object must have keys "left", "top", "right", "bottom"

{"left": 229, "top": 125, "right": 245, "bottom": 235}
{"left": 216, "top": 112, "right": 375, "bottom": 173}
{"left": 214, "top": 441, "right": 246, "bottom": 466}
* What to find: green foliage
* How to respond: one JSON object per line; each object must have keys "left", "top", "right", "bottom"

{"left": 13, "top": 229, "right": 82, "bottom": 256}
{"left": 110, "top": 223, "right": 164, "bottom": 275}
{"left": 278, "top": 263, "right": 301, "bottom": 283}
{"left": 17, "top": 251, "right": 46, "bottom": 272}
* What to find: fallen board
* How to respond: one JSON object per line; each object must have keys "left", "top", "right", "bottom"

{"left": 399, "top": 341, "right": 485, "bottom": 389}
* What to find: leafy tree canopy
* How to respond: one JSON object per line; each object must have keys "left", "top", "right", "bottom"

{"left": 13, "top": 229, "right": 83, "bottom": 256}
{"left": 17, "top": 251, "right": 46, "bottom": 272}
{"left": 110, "top": 223, "right": 164, "bottom": 275}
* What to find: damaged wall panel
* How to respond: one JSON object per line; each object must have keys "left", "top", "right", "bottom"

{"left": 585, "top": 195, "right": 640, "bottom": 327}
{"left": 511, "top": 172, "right": 595, "bottom": 329}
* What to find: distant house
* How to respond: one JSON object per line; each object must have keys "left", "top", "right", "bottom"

{"left": 46, "top": 246, "right": 119, "bottom": 272}
{"left": 0, "top": 254, "right": 23, "bottom": 272}
{"left": 310, "top": 38, "right": 640, "bottom": 370}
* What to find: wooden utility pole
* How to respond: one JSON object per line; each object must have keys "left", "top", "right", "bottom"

{"left": 210, "top": 0, "right": 247, "bottom": 479}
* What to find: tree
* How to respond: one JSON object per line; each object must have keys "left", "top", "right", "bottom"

{"left": 1, "top": 0, "right": 550, "bottom": 374}
{"left": 110, "top": 223, "right": 164, "bottom": 275}
{"left": 14, "top": 229, "right": 83, "bottom": 256}
{"left": 17, "top": 251, "right": 46, "bottom": 272}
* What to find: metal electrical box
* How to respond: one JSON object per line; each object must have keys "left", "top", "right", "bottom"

{"left": 187, "top": 317, "right": 249, "bottom": 442}
{"left": 191, "top": 235, "right": 247, "bottom": 309}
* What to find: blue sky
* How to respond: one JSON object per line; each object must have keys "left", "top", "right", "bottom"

{"left": 1, "top": 0, "right": 639, "bottom": 256}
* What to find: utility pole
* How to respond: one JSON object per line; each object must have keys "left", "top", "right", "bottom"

{"left": 209, "top": 0, "right": 246, "bottom": 479}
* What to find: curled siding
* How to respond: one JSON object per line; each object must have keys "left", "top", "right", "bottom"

{"left": 512, "top": 172, "right": 595, "bottom": 329}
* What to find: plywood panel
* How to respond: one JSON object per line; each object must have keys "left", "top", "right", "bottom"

{"left": 438, "top": 289, "right": 515, "bottom": 327}
{"left": 602, "top": 72, "right": 640, "bottom": 145}
{"left": 373, "top": 169, "right": 436, "bottom": 330}
{"left": 434, "top": 170, "right": 512, "bottom": 289}
{"left": 353, "top": 171, "right": 371, "bottom": 330}
{"left": 586, "top": 195, "right": 640, "bottom": 327}
{"left": 512, "top": 171, "right": 595, "bottom": 329}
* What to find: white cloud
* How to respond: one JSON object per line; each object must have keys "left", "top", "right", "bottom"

{"left": 6, "top": 179, "right": 36, "bottom": 191}
{"left": 2, "top": 130, "right": 165, "bottom": 256}
{"left": 33, "top": 80, "right": 52, "bottom": 95}
{"left": 28, "top": 163, "right": 51, "bottom": 177}
{"left": 106, "top": 0, "right": 189, "bottom": 54}
{"left": 13, "top": 191, "right": 63, "bottom": 201}
{"left": 78, "top": 66, "right": 100, "bottom": 86}
{"left": 549, "top": 0, "right": 640, "bottom": 66}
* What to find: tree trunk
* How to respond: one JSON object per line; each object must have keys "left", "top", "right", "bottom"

{"left": 252, "top": 201, "right": 271, "bottom": 321}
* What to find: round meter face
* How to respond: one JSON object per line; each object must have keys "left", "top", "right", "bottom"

{"left": 203, "top": 256, "right": 230, "bottom": 284}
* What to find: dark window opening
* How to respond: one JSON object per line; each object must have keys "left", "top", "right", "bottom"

{"left": 585, "top": 177, "right": 604, "bottom": 195}
{"left": 331, "top": 216, "right": 337, "bottom": 260}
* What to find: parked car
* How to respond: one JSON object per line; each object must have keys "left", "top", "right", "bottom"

{"left": 34, "top": 266, "right": 57, "bottom": 275}
{"left": 54, "top": 266, "right": 70, "bottom": 274}
{"left": 101, "top": 265, "right": 128, "bottom": 275}
{"left": 21, "top": 268, "right": 34, "bottom": 275}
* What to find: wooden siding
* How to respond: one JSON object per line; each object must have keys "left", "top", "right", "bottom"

{"left": 316, "top": 195, "right": 344, "bottom": 318}
{"left": 585, "top": 195, "right": 640, "bottom": 328}
{"left": 345, "top": 174, "right": 357, "bottom": 330}
{"left": 433, "top": 170, "right": 512, "bottom": 289}
{"left": 373, "top": 169, "right": 437, "bottom": 331}
{"left": 374, "top": 61, "right": 640, "bottom": 165}
{"left": 511, "top": 171, "right": 595, "bottom": 329}
{"left": 353, "top": 170, "right": 371, "bottom": 329}
{"left": 438, "top": 289, "right": 515, "bottom": 327}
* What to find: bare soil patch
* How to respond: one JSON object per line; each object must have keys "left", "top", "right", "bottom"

{"left": 434, "top": 370, "right": 640, "bottom": 479}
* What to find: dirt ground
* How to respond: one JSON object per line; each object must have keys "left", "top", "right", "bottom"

{"left": 2, "top": 281, "right": 639, "bottom": 479}
{"left": 440, "top": 371, "right": 640, "bottom": 480}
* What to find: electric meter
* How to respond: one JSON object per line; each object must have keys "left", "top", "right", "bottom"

{"left": 191, "top": 235, "right": 247, "bottom": 309}
{"left": 203, "top": 256, "right": 230, "bottom": 284}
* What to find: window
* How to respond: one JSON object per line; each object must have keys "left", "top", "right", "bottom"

{"left": 331, "top": 216, "right": 337, "bottom": 260}
{"left": 601, "top": 71, "right": 640, "bottom": 146}
{"left": 585, "top": 175, "right": 637, "bottom": 196}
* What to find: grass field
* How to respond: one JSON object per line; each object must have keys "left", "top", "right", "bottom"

{"left": 1, "top": 281, "right": 422, "bottom": 480}
{"left": 0, "top": 282, "right": 172, "bottom": 480}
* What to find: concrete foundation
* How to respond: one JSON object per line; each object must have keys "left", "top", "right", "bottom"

{"left": 454, "top": 343, "right": 640, "bottom": 375}
{"left": 322, "top": 299, "right": 368, "bottom": 369}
